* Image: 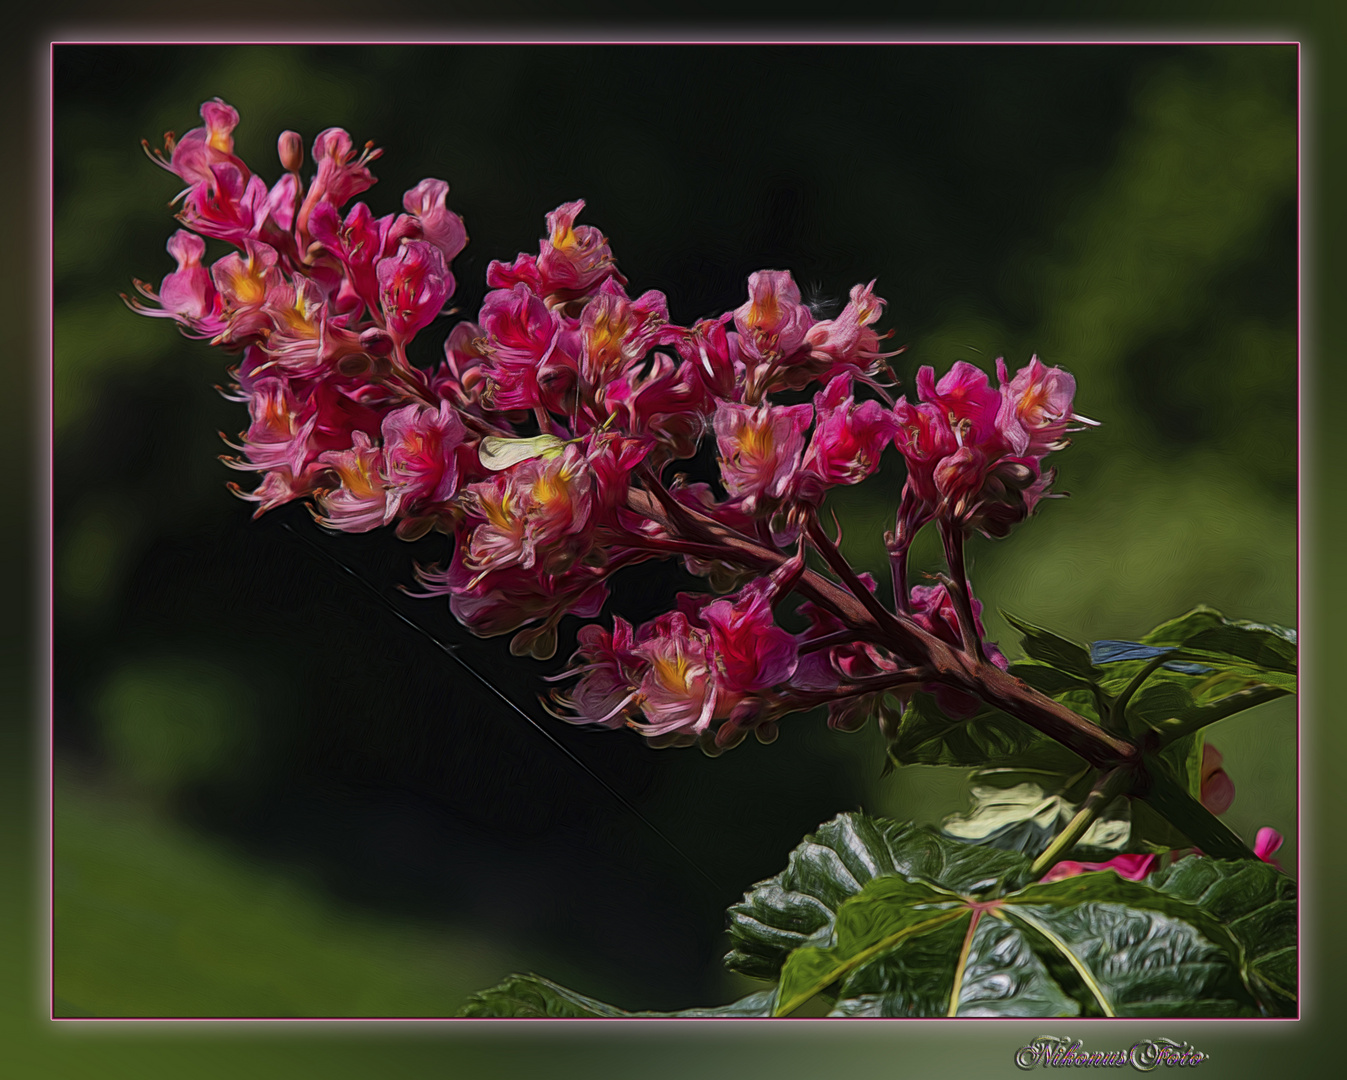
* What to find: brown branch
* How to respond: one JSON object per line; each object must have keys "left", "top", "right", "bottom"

{"left": 623, "top": 486, "right": 1141, "bottom": 770}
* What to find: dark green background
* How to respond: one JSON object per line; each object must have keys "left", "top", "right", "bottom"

{"left": 8, "top": 7, "right": 1338, "bottom": 1078}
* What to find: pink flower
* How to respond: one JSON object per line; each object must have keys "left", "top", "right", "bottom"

{"left": 479, "top": 283, "right": 579, "bottom": 413}
{"left": 892, "top": 396, "right": 956, "bottom": 505}
{"left": 209, "top": 238, "right": 283, "bottom": 345}
{"left": 313, "top": 431, "right": 392, "bottom": 533}
{"left": 380, "top": 401, "right": 467, "bottom": 514}
{"left": 800, "top": 375, "right": 899, "bottom": 498}
{"left": 308, "top": 200, "right": 401, "bottom": 318}
{"left": 377, "top": 240, "right": 454, "bottom": 343}
{"left": 255, "top": 276, "right": 367, "bottom": 377}
{"left": 909, "top": 583, "right": 1007, "bottom": 716}
{"left": 426, "top": 548, "right": 610, "bottom": 653}
{"left": 996, "top": 355, "right": 1092, "bottom": 458}
{"left": 734, "top": 270, "right": 814, "bottom": 365}
{"left": 890, "top": 358, "right": 1086, "bottom": 538}
{"left": 549, "top": 618, "right": 643, "bottom": 729}
{"left": 599, "top": 351, "right": 710, "bottom": 461}
{"left": 917, "top": 361, "right": 1005, "bottom": 455}
{"left": 179, "top": 164, "right": 271, "bottom": 248}
{"left": 1040, "top": 852, "right": 1156, "bottom": 885}
{"left": 146, "top": 98, "right": 248, "bottom": 188}
{"left": 1200, "top": 743, "right": 1236, "bottom": 815}
{"left": 702, "top": 579, "right": 799, "bottom": 694}
{"left": 1253, "top": 827, "right": 1285, "bottom": 871}
{"left": 537, "top": 200, "right": 623, "bottom": 300}
{"left": 577, "top": 280, "right": 672, "bottom": 391}
{"left": 227, "top": 466, "right": 315, "bottom": 517}
{"left": 677, "top": 315, "right": 742, "bottom": 400}
{"left": 631, "top": 612, "right": 718, "bottom": 737}
{"left": 124, "top": 230, "right": 226, "bottom": 338}
{"left": 402, "top": 178, "right": 468, "bottom": 264}
{"left": 485, "top": 252, "right": 543, "bottom": 293}
{"left": 713, "top": 400, "right": 813, "bottom": 512}
{"left": 460, "top": 447, "right": 596, "bottom": 582}
{"left": 299, "top": 127, "right": 382, "bottom": 225}
{"left": 803, "top": 280, "right": 893, "bottom": 378}
{"left": 222, "top": 375, "right": 316, "bottom": 477}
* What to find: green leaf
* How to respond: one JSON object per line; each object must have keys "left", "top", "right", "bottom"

{"left": 775, "top": 876, "right": 970, "bottom": 1015}
{"left": 1143, "top": 607, "right": 1296, "bottom": 671}
{"left": 1136, "top": 758, "right": 1258, "bottom": 861}
{"left": 459, "top": 974, "right": 778, "bottom": 1018}
{"left": 824, "top": 912, "right": 969, "bottom": 1016}
{"left": 1000, "top": 897, "right": 1253, "bottom": 1017}
{"left": 965, "top": 741, "right": 1092, "bottom": 796}
{"left": 1151, "top": 857, "right": 1297, "bottom": 1016}
{"left": 831, "top": 909, "right": 1081, "bottom": 1017}
{"left": 725, "top": 814, "right": 1025, "bottom": 981}
{"left": 1152, "top": 685, "right": 1291, "bottom": 745}
{"left": 668, "top": 989, "right": 780, "bottom": 1017}
{"left": 459, "top": 973, "right": 631, "bottom": 1017}
{"left": 941, "top": 782, "right": 1130, "bottom": 860}
{"left": 1002, "top": 612, "right": 1101, "bottom": 682}
{"left": 885, "top": 691, "right": 1042, "bottom": 768}
{"left": 1010, "top": 660, "right": 1098, "bottom": 697}
{"left": 1111, "top": 728, "right": 1209, "bottom": 854}
{"left": 1127, "top": 679, "right": 1196, "bottom": 736}
{"left": 771, "top": 835, "right": 1265, "bottom": 1018}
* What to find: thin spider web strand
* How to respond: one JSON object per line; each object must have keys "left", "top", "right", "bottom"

{"left": 280, "top": 522, "right": 726, "bottom": 894}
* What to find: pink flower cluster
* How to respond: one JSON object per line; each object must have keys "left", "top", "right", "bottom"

{"left": 127, "top": 99, "right": 470, "bottom": 535}
{"left": 133, "top": 100, "right": 1087, "bottom": 754}
{"left": 891, "top": 358, "right": 1096, "bottom": 543}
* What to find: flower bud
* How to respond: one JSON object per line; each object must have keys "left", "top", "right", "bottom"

{"left": 992, "top": 459, "right": 1036, "bottom": 491}
{"left": 278, "top": 130, "right": 304, "bottom": 173}
{"left": 1200, "top": 743, "right": 1235, "bottom": 815}
{"left": 359, "top": 326, "right": 394, "bottom": 356}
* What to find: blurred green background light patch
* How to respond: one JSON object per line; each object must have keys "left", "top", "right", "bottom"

{"left": 55, "top": 774, "right": 519, "bottom": 1017}
{"left": 96, "top": 656, "right": 256, "bottom": 793}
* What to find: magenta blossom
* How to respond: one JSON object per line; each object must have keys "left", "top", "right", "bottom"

{"left": 803, "top": 280, "right": 894, "bottom": 379}
{"left": 313, "top": 430, "right": 391, "bottom": 533}
{"left": 479, "top": 283, "right": 579, "bottom": 413}
{"left": 124, "top": 230, "right": 224, "bottom": 337}
{"left": 403, "top": 178, "right": 468, "bottom": 265}
{"left": 380, "top": 400, "right": 467, "bottom": 516}
{"left": 1200, "top": 743, "right": 1235, "bottom": 815}
{"left": 799, "top": 374, "right": 899, "bottom": 500}
{"left": 630, "top": 612, "right": 719, "bottom": 737}
{"left": 537, "top": 200, "right": 623, "bottom": 300}
{"left": 377, "top": 240, "right": 454, "bottom": 343}
{"left": 909, "top": 583, "right": 1007, "bottom": 717}
{"left": 892, "top": 356, "right": 1086, "bottom": 539}
{"left": 702, "top": 579, "right": 799, "bottom": 694}
{"left": 459, "top": 446, "right": 596, "bottom": 583}
{"left": 146, "top": 98, "right": 248, "bottom": 188}
{"left": 714, "top": 399, "right": 813, "bottom": 513}
{"left": 1253, "top": 827, "right": 1285, "bottom": 871}
{"left": 734, "top": 270, "right": 814, "bottom": 367}
{"left": 297, "top": 127, "right": 382, "bottom": 236}
{"left": 307, "top": 199, "right": 402, "bottom": 318}
{"left": 548, "top": 618, "right": 644, "bottom": 729}
{"left": 997, "top": 355, "right": 1096, "bottom": 457}
{"left": 1040, "top": 853, "right": 1156, "bottom": 885}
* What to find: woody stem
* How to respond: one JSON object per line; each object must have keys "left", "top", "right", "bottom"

{"left": 938, "top": 519, "right": 983, "bottom": 659}
{"left": 624, "top": 487, "right": 1140, "bottom": 771}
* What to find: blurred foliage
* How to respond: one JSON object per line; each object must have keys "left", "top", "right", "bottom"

{"left": 53, "top": 43, "right": 1295, "bottom": 1016}
{"left": 55, "top": 771, "right": 522, "bottom": 1017}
